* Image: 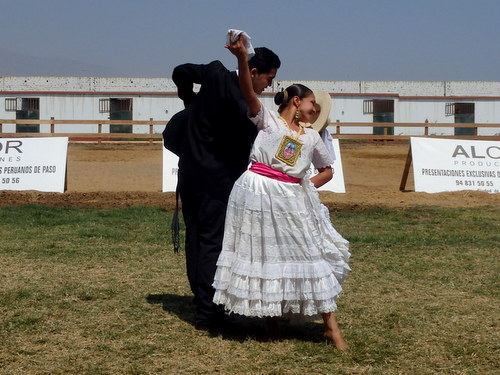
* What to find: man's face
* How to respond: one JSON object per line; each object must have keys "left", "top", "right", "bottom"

{"left": 251, "top": 68, "right": 278, "bottom": 94}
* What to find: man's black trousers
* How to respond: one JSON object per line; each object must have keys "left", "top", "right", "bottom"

{"left": 179, "top": 189, "right": 227, "bottom": 326}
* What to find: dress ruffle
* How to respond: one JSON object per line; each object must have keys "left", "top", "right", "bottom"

{"left": 212, "top": 170, "right": 350, "bottom": 318}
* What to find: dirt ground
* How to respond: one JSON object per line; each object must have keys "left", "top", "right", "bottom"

{"left": 0, "top": 141, "right": 498, "bottom": 209}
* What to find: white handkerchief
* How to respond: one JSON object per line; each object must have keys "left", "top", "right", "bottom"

{"left": 227, "top": 29, "right": 255, "bottom": 59}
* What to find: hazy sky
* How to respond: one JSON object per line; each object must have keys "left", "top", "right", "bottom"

{"left": 1, "top": 0, "right": 499, "bottom": 81}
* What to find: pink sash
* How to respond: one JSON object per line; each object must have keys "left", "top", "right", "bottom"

{"left": 249, "top": 162, "right": 301, "bottom": 184}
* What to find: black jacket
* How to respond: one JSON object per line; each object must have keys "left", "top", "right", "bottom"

{"left": 164, "top": 60, "right": 257, "bottom": 201}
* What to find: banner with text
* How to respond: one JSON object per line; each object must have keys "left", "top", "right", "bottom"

{"left": 0, "top": 137, "right": 69, "bottom": 193}
{"left": 411, "top": 137, "right": 499, "bottom": 194}
{"left": 163, "top": 139, "right": 346, "bottom": 193}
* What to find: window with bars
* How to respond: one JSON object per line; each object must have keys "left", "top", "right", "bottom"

{"left": 363, "top": 99, "right": 394, "bottom": 114}
{"left": 5, "top": 98, "right": 20, "bottom": 111}
{"left": 111, "top": 98, "right": 132, "bottom": 111}
{"left": 445, "top": 103, "right": 455, "bottom": 116}
{"left": 5, "top": 97, "right": 40, "bottom": 112}
{"left": 21, "top": 98, "right": 39, "bottom": 111}
{"left": 364, "top": 99, "right": 395, "bottom": 135}
{"left": 363, "top": 99, "right": 373, "bottom": 114}
{"left": 99, "top": 98, "right": 132, "bottom": 113}
{"left": 446, "top": 102, "right": 475, "bottom": 116}
{"left": 99, "top": 98, "right": 110, "bottom": 113}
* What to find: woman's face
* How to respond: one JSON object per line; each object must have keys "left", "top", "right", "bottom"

{"left": 298, "top": 93, "right": 317, "bottom": 123}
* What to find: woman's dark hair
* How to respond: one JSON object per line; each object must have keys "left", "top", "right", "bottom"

{"left": 274, "top": 84, "right": 313, "bottom": 112}
{"left": 248, "top": 47, "right": 281, "bottom": 74}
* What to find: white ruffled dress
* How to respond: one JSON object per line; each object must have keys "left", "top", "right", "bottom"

{"left": 212, "top": 104, "right": 351, "bottom": 318}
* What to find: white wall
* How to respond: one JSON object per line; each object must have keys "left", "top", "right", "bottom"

{"left": 1, "top": 77, "right": 499, "bottom": 136}
{"left": 0, "top": 76, "right": 177, "bottom": 92}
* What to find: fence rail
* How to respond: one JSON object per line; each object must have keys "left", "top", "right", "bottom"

{"left": 330, "top": 121, "right": 500, "bottom": 141}
{"left": 0, "top": 118, "right": 166, "bottom": 143}
{"left": 1, "top": 118, "right": 499, "bottom": 142}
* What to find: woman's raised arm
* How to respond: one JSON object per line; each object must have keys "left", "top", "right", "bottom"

{"left": 226, "top": 34, "right": 260, "bottom": 117}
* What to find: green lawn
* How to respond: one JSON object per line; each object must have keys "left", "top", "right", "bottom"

{"left": 0, "top": 205, "right": 498, "bottom": 375}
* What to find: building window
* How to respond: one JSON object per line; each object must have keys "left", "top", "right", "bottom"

{"left": 363, "top": 99, "right": 373, "bottom": 114}
{"left": 16, "top": 98, "right": 40, "bottom": 133}
{"left": 445, "top": 103, "right": 455, "bottom": 116}
{"left": 99, "top": 98, "right": 110, "bottom": 113}
{"left": 5, "top": 98, "right": 20, "bottom": 112}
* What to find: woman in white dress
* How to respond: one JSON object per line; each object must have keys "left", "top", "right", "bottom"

{"left": 212, "top": 34, "right": 350, "bottom": 349}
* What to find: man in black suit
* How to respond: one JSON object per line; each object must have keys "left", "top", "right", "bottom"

{"left": 164, "top": 47, "right": 281, "bottom": 330}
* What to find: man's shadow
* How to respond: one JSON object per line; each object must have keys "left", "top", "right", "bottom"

{"left": 146, "top": 293, "right": 326, "bottom": 343}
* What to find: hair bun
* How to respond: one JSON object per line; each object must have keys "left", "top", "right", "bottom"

{"left": 274, "top": 91, "right": 284, "bottom": 105}
{"left": 274, "top": 89, "right": 288, "bottom": 106}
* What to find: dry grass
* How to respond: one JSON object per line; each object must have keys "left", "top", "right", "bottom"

{"left": 0, "top": 205, "right": 498, "bottom": 375}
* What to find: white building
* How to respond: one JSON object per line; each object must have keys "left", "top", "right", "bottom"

{"left": 1, "top": 77, "right": 499, "bottom": 137}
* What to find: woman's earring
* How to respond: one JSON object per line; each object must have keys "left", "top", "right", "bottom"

{"left": 295, "top": 109, "right": 301, "bottom": 122}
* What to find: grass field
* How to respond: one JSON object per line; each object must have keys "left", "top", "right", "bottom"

{"left": 0, "top": 205, "right": 498, "bottom": 375}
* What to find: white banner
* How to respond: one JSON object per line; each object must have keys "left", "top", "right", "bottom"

{"left": 411, "top": 137, "right": 500, "bottom": 194}
{"left": 310, "top": 138, "right": 346, "bottom": 193}
{"left": 162, "top": 139, "right": 346, "bottom": 193}
{"left": 0, "top": 137, "right": 69, "bottom": 193}
{"left": 162, "top": 148, "right": 180, "bottom": 192}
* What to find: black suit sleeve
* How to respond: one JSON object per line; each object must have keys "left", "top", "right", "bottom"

{"left": 172, "top": 63, "right": 207, "bottom": 108}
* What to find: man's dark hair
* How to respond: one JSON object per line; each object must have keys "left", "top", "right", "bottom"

{"left": 249, "top": 47, "right": 281, "bottom": 74}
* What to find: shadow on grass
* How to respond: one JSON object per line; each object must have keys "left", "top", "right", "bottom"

{"left": 146, "top": 293, "right": 326, "bottom": 343}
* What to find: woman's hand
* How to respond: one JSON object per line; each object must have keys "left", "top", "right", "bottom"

{"left": 226, "top": 31, "right": 260, "bottom": 117}
{"left": 310, "top": 167, "right": 333, "bottom": 188}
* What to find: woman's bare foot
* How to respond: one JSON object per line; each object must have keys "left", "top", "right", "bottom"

{"left": 322, "top": 312, "right": 349, "bottom": 350}
{"left": 324, "top": 329, "right": 349, "bottom": 350}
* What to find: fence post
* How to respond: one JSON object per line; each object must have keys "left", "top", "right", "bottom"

{"left": 336, "top": 120, "right": 340, "bottom": 135}
{"left": 399, "top": 144, "right": 413, "bottom": 191}
{"left": 424, "top": 119, "right": 429, "bottom": 136}
{"left": 98, "top": 123, "right": 102, "bottom": 144}
{"left": 0, "top": 123, "right": 2, "bottom": 133}
{"left": 50, "top": 117, "right": 55, "bottom": 134}
{"left": 149, "top": 117, "right": 154, "bottom": 144}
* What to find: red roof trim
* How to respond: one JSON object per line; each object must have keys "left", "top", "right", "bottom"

{"left": 0, "top": 91, "right": 499, "bottom": 100}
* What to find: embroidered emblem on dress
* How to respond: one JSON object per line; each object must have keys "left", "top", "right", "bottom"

{"left": 275, "top": 135, "right": 302, "bottom": 166}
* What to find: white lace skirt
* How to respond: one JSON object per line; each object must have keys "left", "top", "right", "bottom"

{"left": 212, "top": 170, "right": 351, "bottom": 318}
